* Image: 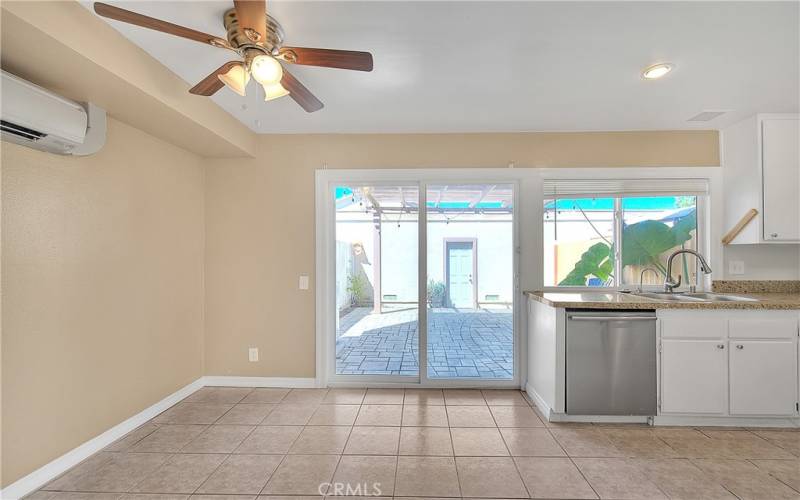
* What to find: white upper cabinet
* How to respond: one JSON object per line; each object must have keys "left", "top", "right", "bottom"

{"left": 723, "top": 114, "right": 800, "bottom": 243}
{"left": 762, "top": 118, "right": 800, "bottom": 241}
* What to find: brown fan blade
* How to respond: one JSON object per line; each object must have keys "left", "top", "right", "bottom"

{"left": 281, "top": 67, "right": 324, "bottom": 113}
{"left": 94, "top": 2, "right": 232, "bottom": 49}
{"left": 189, "top": 62, "right": 241, "bottom": 96}
{"left": 280, "top": 47, "right": 373, "bottom": 72}
{"left": 233, "top": 0, "right": 268, "bottom": 43}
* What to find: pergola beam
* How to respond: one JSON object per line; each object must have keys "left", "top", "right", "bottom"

{"left": 434, "top": 186, "right": 448, "bottom": 208}
{"left": 363, "top": 188, "right": 382, "bottom": 215}
{"left": 469, "top": 185, "right": 496, "bottom": 208}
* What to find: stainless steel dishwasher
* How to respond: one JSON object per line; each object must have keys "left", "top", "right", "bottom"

{"left": 566, "top": 310, "right": 657, "bottom": 415}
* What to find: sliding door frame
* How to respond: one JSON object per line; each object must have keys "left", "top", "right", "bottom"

{"left": 316, "top": 169, "right": 523, "bottom": 388}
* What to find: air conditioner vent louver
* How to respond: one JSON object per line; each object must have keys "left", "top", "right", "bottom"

{"left": 1, "top": 71, "right": 106, "bottom": 155}
{"left": 1, "top": 120, "right": 48, "bottom": 141}
{"left": 687, "top": 110, "right": 728, "bottom": 122}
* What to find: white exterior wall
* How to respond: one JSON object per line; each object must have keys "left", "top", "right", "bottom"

{"left": 379, "top": 220, "right": 514, "bottom": 304}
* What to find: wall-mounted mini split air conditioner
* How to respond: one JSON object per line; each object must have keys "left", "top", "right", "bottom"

{"left": 1, "top": 70, "right": 106, "bottom": 156}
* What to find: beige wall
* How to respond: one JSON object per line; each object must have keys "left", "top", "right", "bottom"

{"left": 1, "top": 2, "right": 257, "bottom": 158}
{"left": 1, "top": 118, "right": 205, "bottom": 486}
{"left": 204, "top": 131, "right": 719, "bottom": 377}
{"left": 0, "top": 127, "right": 718, "bottom": 486}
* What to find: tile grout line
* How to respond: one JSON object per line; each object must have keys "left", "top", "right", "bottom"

{"left": 745, "top": 457, "right": 800, "bottom": 495}
{"left": 443, "top": 398, "right": 462, "bottom": 498}
{"left": 544, "top": 417, "right": 602, "bottom": 500}
{"left": 33, "top": 388, "right": 798, "bottom": 499}
{"left": 258, "top": 388, "right": 333, "bottom": 496}
{"left": 487, "top": 393, "right": 534, "bottom": 500}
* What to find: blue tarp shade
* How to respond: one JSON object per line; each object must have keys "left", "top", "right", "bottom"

{"left": 335, "top": 187, "right": 354, "bottom": 199}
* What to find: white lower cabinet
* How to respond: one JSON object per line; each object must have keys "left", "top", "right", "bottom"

{"left": 661, "top": 339, "right": 727, "bottom": 414}
{"left": 659, "top": 310, "right": 799, "bottom": 420}
{"left": 729, "top": 339, "right": 797, "bottom": 416}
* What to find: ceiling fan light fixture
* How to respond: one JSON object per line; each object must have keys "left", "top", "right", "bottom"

{"left": 262, "top": 82, "right": 290, "bottom": 101}
{"left": 250, "top": 54, "right": 283, "bottom": 85}
{"left": 218, "top": 63, "right": 250, "bottom": 96}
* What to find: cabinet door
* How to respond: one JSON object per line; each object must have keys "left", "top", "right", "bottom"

{"left": 762, "top": 118, "right": 800, "bottom": 241}
{"left": 730, "top": 340, "right": 797, "bottom": 416}
{"left": 661, "top": 339, "right": 727, "bottom": 414}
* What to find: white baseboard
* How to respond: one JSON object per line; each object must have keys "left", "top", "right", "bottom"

{"left": 524, "top": 382, "right": 553, "bottom": 419}
{"left": 1, "top": 375, "right": 319, "bottom": 499}
{"left": 0, "top": 377, "right": 204, "bottom": 500}
{"left": 202, "top": 376, "right": 318, "bottom": 388}
{"left": 549, "top": 413, "right": 651, "bottom": 424}
{"left": 654, "top": 415, "right": 800, "bottom": 428}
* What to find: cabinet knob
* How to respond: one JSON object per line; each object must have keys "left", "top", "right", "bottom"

{"left": 716, "top": 344, "right": 725, "bottom": 349}
{"left": 736, "top": 344, "right": 744, "bottom": 349}
{"left": 770, "top": 233, "right": 779, "bottom": 238}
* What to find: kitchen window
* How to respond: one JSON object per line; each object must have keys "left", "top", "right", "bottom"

{"left": 543, "top": 179, "right": 707, "bottom": 289}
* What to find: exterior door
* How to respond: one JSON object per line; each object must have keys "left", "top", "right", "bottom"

{"left": 446, "top": 241, "right": 475, "bottom": 308}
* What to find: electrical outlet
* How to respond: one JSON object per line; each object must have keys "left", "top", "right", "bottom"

{"left": 299, "top": 275, "right": 309, "bottom": 290}
{"left": 729, "top": 260, "right": 745, "bottom": 275}
{"left": 248, "top": 347, "right": 259, "bottom": 362}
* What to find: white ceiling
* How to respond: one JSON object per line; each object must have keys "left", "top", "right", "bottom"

{"left": 86, "top": 1, "right": 799, "bottom": 134}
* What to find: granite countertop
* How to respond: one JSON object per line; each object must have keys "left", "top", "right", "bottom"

{"left": 524, "top": 290, "right": 800, "bottom": 310}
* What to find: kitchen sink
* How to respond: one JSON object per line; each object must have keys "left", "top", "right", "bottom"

{"left": 632, "top": 291, "right": 759, "bottom": 303}
{"left": 633, "top": 292, "right": 706, "bottom": 302}
{"left": 683, "top": 292, "right": 760, "bottom": 302}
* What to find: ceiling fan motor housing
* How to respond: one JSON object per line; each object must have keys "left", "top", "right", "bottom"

{"left": 223, "top": 8, "right": 284, "bottom": 53}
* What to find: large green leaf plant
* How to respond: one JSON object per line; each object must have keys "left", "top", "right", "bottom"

{"left": 558, "top": 210, "right": 696, "bottom": 286}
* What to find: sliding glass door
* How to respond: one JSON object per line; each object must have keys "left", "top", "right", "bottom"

{"left": 334, "top": 184, "right": 419, "bottom": 378}
{"left": 329, "top": 178, "right": 517, "bottom": 385}
{"left": 425, "top": 184, "right": 515, "bottom": 380}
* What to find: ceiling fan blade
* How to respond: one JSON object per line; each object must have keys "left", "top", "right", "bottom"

{"left": 189, "top": 61, "right": 241, "bottom": 96}
{"left": 280, "top": 47, "right": 374, "bottom": 72}
{"left": 94, "top": 2, "right": 232, "bottom": 49}
{"left": 281, "top": 67, "right": 324, "bottom": 113}
{"left": 233, "top": 0, "right": 268, "bottom": 42}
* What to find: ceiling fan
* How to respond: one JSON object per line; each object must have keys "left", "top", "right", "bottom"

{"left": 93, "top": 1, "right": 374, "bottom": 112}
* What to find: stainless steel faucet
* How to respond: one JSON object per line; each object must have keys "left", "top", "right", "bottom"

{"left": 664, "top": 249, "right": 712, "bottom": 293}
{"left": 638, "top": 267, "right": 661, "bottom": 292}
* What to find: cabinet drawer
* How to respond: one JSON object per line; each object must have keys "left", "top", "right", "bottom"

{"left": 730, "top": 318, "right": 798, "bottom": 339}
{"left": 661, "top": 316, "right": 727, "bottom": 339}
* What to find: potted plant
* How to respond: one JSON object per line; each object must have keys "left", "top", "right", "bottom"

{"left": 347, "top": 274, "right": 369, "bottom": 306}
{"left": 427, "top": 279, "right": 446, "bottom": 307}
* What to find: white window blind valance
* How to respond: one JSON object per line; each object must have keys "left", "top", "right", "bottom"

{"left": 543, "top": 178, "right": 709, "bottom": 199}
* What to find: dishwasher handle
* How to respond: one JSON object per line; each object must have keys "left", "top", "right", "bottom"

{"left": 567, "top": 315, "right": 656, "bottom": 321}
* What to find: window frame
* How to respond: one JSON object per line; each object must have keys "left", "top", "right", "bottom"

{"left": 542, "top": 194, "right": 707, "bottom": 292}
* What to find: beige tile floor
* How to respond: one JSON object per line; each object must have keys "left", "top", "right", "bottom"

{"left": 29, "top": 388, "right": 800, "bottom": 500}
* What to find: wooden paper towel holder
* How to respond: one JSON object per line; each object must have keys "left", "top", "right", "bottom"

{"left": 722, "top": 208, "right": 758, "bottom": 245}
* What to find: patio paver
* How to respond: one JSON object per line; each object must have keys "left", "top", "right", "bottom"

{"left": 336, "top": 307, "right": 513, "bottom": 378}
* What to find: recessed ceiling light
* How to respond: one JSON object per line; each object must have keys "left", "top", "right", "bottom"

{"left": 642, "top": 63, "right": 673, "bottom": 79}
